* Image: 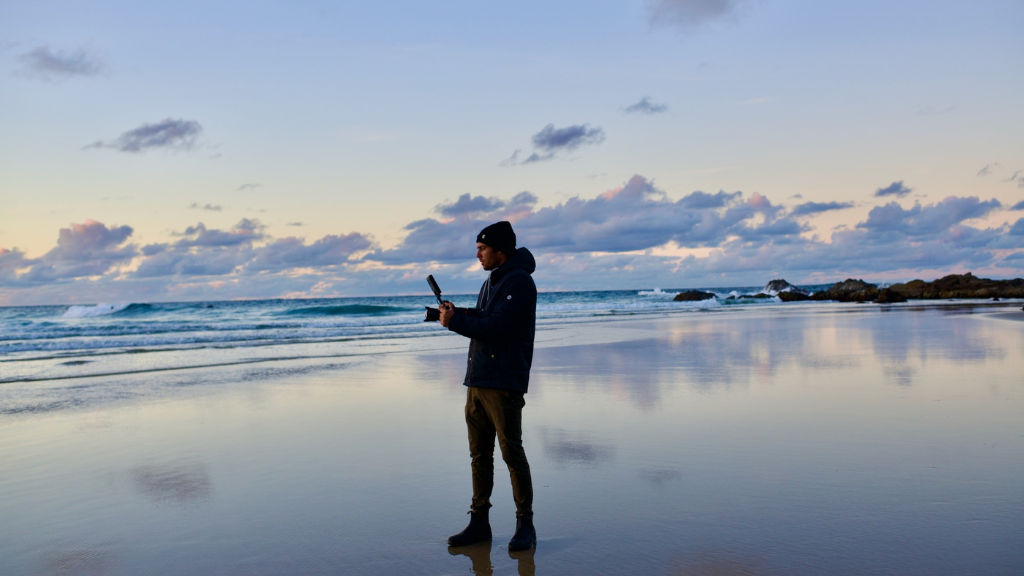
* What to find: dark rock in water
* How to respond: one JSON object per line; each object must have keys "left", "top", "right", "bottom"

{"left": 764, "top": 278, "right": 809, "bottom": 296}
{"left": 888, "top": 272, "right": 1024, "bottom": 300}
{"left": 875, "top": 288, "right": 907, "bottom": 304}
{"left": 778, "top": 291, "right": 810, "bottom": 302}
{"left": 810, "top": 278, "right": 880, "bottom": 302}
{"left": 674, "top": 290, "right": 716, "bottom": 302}
{"left": 991, "top": 297, "right": 1000, "bottom": 301}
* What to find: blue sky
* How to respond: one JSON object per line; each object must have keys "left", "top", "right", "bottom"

{"left": 1, "top": 0, "right": 1023, "bottom": 304}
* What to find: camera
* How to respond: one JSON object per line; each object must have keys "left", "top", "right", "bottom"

{"left": 425, "top": 306, "right": 440, "bottom": 322}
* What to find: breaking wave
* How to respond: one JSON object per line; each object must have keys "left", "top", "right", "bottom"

{"left": 283, "top": 304, "right": 409, "bottom": 317}
{"left": 62, "top": 303, "right": 143, "bottom": 318}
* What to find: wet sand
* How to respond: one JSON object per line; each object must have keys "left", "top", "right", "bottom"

{"left": 989, "top": 310, "right": 1024, "bottom": 322}
{"left": 1, "top": 305, "right": 1022, "bottom": 575}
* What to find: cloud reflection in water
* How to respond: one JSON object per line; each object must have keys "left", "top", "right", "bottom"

{"left": 131, "top": 463, "right": 211, "bottom": 506}
{"left": 541, "top": 428, "right": 615, "bottom": 468}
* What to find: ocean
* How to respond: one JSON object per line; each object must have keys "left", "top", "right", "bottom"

{"left": 0, "top": 284, "right": 829, "bottom": 382}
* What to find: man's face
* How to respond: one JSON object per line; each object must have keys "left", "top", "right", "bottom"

{"left": 476, "top": 242, "right": 507, "bottom": 271}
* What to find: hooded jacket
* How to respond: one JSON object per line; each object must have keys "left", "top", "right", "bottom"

{"left": 447, "top": 247, "right": 537, "bottom": 394}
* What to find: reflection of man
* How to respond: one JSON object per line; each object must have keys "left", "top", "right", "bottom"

{"left": 448, "top": 540, "right": 537, "bottom": 576}
{"left": 439, "top": 221, "right": 537, "bottom": 551}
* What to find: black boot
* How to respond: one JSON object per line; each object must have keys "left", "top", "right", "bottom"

{"left": 448, "top": 509, "right": 492, "bottom": 547}
{"left": 507, "top": 515, "right": 536, "bottom": 551}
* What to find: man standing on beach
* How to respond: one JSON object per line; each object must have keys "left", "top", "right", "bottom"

{"left": 438, "top": 220, "right": 538, "bottom": 552}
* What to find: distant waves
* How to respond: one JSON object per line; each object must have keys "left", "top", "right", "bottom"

{"left": 2, "top": 288, "right": 792, "bottom": 362}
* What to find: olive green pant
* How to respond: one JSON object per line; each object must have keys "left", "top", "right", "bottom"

{"left": 465, "top": 386, "right": 533, "bottom": 518}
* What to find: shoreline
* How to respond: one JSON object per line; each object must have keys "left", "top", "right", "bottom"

{"left": 4, "top": 298, "right": 1022, "bottom": 386}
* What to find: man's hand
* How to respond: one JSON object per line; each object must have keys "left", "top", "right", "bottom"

{"left": 439, "top": 301, "right": 455, "bottom": 327}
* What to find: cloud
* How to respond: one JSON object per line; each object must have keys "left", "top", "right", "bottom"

{"left": 435, "top": 191, "right": 537, "bottom": 218}
{"left": 678, "top": 190, "right": 741, "bottom": 209}
{"left": 647, "top": 0, "right": 750, "bottom": 30}
{"left": 85, "top": 119, "right": 203, "bottom": 153}
{"left": 505, "top": 123, "right": 605, "bottom": 165}
{"left": 172, "top": 219, "right": 264, "bottom": 247}
{"left": 18, "top": 46, "right": 103, "bottom": 79}
{"left": 368, "top": 180, "right": 1023, "bottom": 291}
{"left": 1010, "top": 201, "right": 1024, "bottom": 211}
{"left": 624, "top": 97, "right": 668, "bottom": 114}
{"left": 16, "top": 220, "right": 136, "bottom": 283}
{"left": 790, "top": 201, "right": 855, "bottom": 217}
{"left": 856, "top": 197, "right": 1001, "bottom": 238}
{"left": 5, "top": 178, "right": 1023, "bottom": 304}
{"left": 132, "top": 219, "right": 374, "bottom": 278}
{"left": 0, "top": 247, "right": 29, "bottom": 282}
{"left": 531, "top": 123, "right": 605, "bottom": 152}
{"left": 286, "top": 222, "right": 304, "bottom": 227}
{"left": 188, "top": 203, "right": 222, "bottom": 211}
{"left": 435, "top": 193, "right": 504, "bottom": 217}
{"left": 1010, "top": 219, "right": 1024, "bottom": 236}
{"left": 236, "top": 183, "right": 263, "bottom": 191}
{"left": 369, "top": 175, "right": 803, "bottom": 263}
{"left": 874, "top": 181, "right": 913, "bottom": 198}
{"left": 1005, "top": 170, "right": 1024, "bottom": 188}
{"left": 247, "top": 233, "right": 374, "bottom": 273}
{"left": 977, "top": 163, "right": 1000, "bottom": 177}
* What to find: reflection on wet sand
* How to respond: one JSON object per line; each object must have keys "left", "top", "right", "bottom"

{"left": 865, "top": 309, "right": 1006, "bottom": 387}
{"left": 639, "top": 467, "right": 682, "bottom": 487}
{"left": 40, "top": 547, "right": 116, "bottom": 576}
{"left": 535, "top": 306, "right": 1018, "bottom": 408}
{"left": 541, "top": 428, "right": 615, "bottom": 468}
{"left": 672, "top": 549, "right": 774, "bottom": 576}
{"left": 534, "top": 317, "right": 815, "bottom": 408}
{"left": 131, "top": 463, "right": 211, "bottom": 506}
{"left": 449, "top": 541, "right": 536, "bottom": 576}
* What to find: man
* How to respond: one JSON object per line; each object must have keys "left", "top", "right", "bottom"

{"left": 438, "top": 220, "right": 537, "bottom": 552}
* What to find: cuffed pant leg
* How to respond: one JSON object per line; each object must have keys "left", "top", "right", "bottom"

{"left": 466, "top": 387, "right": 496, "bottom": 512}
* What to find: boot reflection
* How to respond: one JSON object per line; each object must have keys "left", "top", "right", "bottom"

{"left": 508, "top": 546, "right": 536, "bottom": 576}
{"left": 448, "top": 541, "right": 537, "bottom": 576}
{"left": 448, "top": 541, "right": 493, "bottom": 576}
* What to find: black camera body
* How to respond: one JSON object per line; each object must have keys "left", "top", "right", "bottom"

{"left": 424, "top": 306, "right": 440, "bottom": 322}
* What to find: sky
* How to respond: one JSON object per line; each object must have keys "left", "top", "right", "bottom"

{"left": 1, "top": 0, "right": 1023, "bottom": 305}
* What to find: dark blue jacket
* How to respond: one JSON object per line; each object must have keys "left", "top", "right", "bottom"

{"left": 448, "top": 247, "right": 537, "bottom": 394}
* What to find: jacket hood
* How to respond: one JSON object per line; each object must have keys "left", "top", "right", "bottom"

{"left": 494, "top": 247, "right": 535, "bottom": 281}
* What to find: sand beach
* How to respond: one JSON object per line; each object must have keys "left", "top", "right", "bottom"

{"left": 1, "top": 303, "right": 1022, "bottom": 575}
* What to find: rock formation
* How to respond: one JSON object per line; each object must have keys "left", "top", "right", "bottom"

{"left": 887, "top": 273, "right": 1024, "bottom": 299}
{"left": 763, "top": 279, "right": 809, "bottom": 296}
{"left": 874, "top": 288, "right": 907, "bottom": 304}
{"left": 810, "top": 279, "right": 880, "bottom": 302}
{"left": 777, "top": 291, "right": 811, "bottom": 302}
{"left": 670, "top": 273, "right": 1023, "bottom": 306}
{"left": 674, "top": 290, "right": 716, "bottom": 302}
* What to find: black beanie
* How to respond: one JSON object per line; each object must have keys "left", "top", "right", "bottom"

{"left": 476, "top": 221, "right": 516, "bottom": 256}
